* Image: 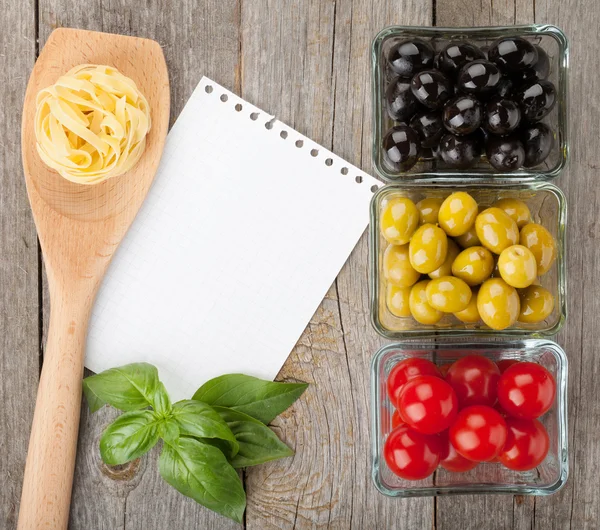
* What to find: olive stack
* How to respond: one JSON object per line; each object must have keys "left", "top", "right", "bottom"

{"left": 383, "top": 37, "right": 556, "bottom": 173}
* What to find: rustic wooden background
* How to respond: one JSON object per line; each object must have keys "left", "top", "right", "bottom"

{"left": 1, "top": 0, "right": 597, "bottom": 528}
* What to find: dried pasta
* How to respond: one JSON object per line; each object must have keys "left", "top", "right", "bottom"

{"left": 34, "top": 64, "right": 151, "bottom": 185}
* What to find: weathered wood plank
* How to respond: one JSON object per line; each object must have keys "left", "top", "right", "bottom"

{"left": 0, "top": 0, "right": 40, "bottom": 528}
{"left": 531, "top": 0, "right": 600, "bottom": 528}
{"left": 241, "top": 0, "right": 434, "bottom": 528}
{"left": 36, "top": 1, "right": 241, "bottom": 528}
{"left": 433, "top": 1, "right": 536, "bottom": 529}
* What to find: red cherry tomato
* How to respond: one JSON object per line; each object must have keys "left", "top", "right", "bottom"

{"left": 398, "top": 375, "right": 458, "bottom": 435}
{"left": 445, "top": 355, "right": 501, "bottom": 407}
{"left": 498, "top": 417, "right": 550, "bottom": 471}
{"left": 387, "top": 358, "right": 442, "bottom": 405}
{"left": 497, "top": 362, "right": 556, "bottom": 419}
{"left": 439, "top": 431, "right": 478, "bottom": 473}
{"left": 383, "top": 425, "right": 442, "bottom": 480}
{"left": 438, "top": 364, "right": 450, "bottom": 377}
{"left": 391, "top": 409, "right": 404, "bottom": 429}
{"left": 497, "top": 359, "right": 519, "bottom": 373}
{"left": 450, "top": 405, "right": 507, "bottom": 462}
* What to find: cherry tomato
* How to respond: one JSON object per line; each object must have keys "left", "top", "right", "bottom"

{"left": 450, "top": 405, "right": 507, "bottom": 462}
{"left": 398, "top": 375, "right": 459, "bottom": 434}
{"left": 445, "top": 355, "right": 500, "bottom": 407}
{"left": 438, "top": 364, "right": 450, "bottom": 377}
{"left": 497, "top": 359, "right": 519, "bottom": 373}
{"left": 498, "top": 417, "right": 550, "bottom": 471}
{"left": 392, "top": 409, "right": 405, "bottom": 429}
{"left": 439, "top": 430, "right": 478, "bottom": 473}
{"left": 383, "top": 425, "right": 442, "bottom": 480}
{"left": 387, "top": 358, "right": 442, "bottom": 405}
{"left": 497, "top": 362, "right": 556, "bottom": 419}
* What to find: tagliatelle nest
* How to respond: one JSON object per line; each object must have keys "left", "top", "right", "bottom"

{"left": 34, "top": 64, "right": 151, "bottom": 185}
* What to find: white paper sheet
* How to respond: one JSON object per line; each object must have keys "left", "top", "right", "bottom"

{"left": 86, "top": 77, "right": 381, "bottom": 401}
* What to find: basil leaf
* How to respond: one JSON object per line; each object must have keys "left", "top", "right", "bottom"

{"left": 82, "top": 382, "right": 107, "bottom": 413}
{"left": 83, "top": 363, "right": 159, "bottom": 412}
{"left": 192, "top": 374, "right": 308, "bottom": 424}
{"left": 100, "top": 409, "right": 160, "bottom": 465}
{"left": 172, "top": 400, "right": 239, "bottom": 457}
{"left": 159, "top": 437, "right": 245, "bottom": 523}
{"left": 152, "top": 382, "right": 172, "bottom": 417}
{"left": 158, "top": 419, "right": 180, "bottom": 443}
{"left": 214, "top": 406, "right": 293, "bottom": 468}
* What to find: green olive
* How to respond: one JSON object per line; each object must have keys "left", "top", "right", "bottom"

{"left": 451, "top": 246, "right": 495, "bottom": 286}
{"left": 426, "top": 276, "right": 472, "bottom": 313}
{"left": 386, "top": 284, "right": 412, "bottom": 318}
{"left": 477, "top": 278, "right": 520, "bottom": 330}
{"left": 381, "top": 196, "right": 419, "bottom": 245}
{"left": 429, "top": 239, "right": 460, "bottom": 279}
{"left": 519, "top": 223, "right": 557, "bottom": 275}
{"left": 494, "top": 198, "right": 532, "bottom": 229}
{"left": 454, "top": 287, "right": 481, "bottom": 323}
{"left": 454, "top": 224, "right": 481, "bottom": 248}
{"left": 416, "top": 197, "right": 444, "bottom": 225}
{"left": 498, "top": 245, "right": 537, "bottom": 288}
{"left": 438, "top": 192, "right": 478, "bottom": 237}
{"left": 409, "top": 223, "right": 448, "bottom": 274}
{"left": 475, "top": 207, "right": 519, "bottom": 254}
{"left": 409, "top": 280, "right": 443, "bottom": 325}
{"left": 518, "top": 285, "right": 555, "bottom": 324}
{"left": 383, "top": 244, "right": 421, "bottom": 287}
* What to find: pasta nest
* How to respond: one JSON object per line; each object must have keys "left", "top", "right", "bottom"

{"left": 35, "top": 64, "right": 151, "bottom": 185}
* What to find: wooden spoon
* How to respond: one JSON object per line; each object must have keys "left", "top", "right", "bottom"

{"left": 18, "top": 28, "right": 169, "bottom": 529}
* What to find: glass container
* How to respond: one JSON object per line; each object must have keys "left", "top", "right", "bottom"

{"left": 372, "top": 25, "right": 568, "bottom": 182}
{"left": 370, "top": 182, "right": 566, "bottom": 338}
{"left": 371, "top": 340, "right": 568, "bottom": 496}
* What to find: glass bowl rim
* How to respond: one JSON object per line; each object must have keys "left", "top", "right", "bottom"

{"left": 370, "top": 338, "right": 569, "bottom": 497}
{"left": 371, "top": 23, "right": 570, "bottom": 183}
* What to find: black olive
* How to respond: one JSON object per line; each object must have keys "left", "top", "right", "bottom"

{"left": 410, "top": 69, "right": 453, "bottom": 109}
{"left": 437, "top": 41, "right": 486, "bottom": 77}
{"left": 495, "top": 76, "right": 515, "bottom": 98}
{"left": 486, "top": 136, "right": 526, "bottom": 171}
{"left": 514, "top": 79, "right": 556, "bottom": 121}
{"left": 522, "top": 122, "right": 555, "bottom": 167}
{"left": 488, "top": 37, "right": 538, "bottom": 72}
{"left": 484, "top": 98, "right": 521, "bottom": 135}
{"left": 514, "top": 45, "right": 551, "bottom": 83}
{"left": 409, "top": 111, "right": 445, "bottom": 148}
{"left": 386, "top": 77, "right": 421, "bottom": 122}
{"left": 439, "top": 133, "right": 480, "bottom": 169}
{"left": 457, "top": 60, "right": 502, "bottom": 95}
{"left": 382, "top": 126, "right": 421, "bottom": 173}
{"left": 442, "top": 94, "right": 483, "bottom": 136}
{"left": 387, "top": 38, "right": 435, "bottom": 78}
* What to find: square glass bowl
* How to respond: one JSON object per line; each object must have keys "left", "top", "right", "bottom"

{"left": 372, "top": 24, "right": 569, "bottom": 182}
{"left": 370, "top": 182, "right": 566, "bottom": 339}
{"left": 371, "top": 340, "right": 568, "bottom": 496}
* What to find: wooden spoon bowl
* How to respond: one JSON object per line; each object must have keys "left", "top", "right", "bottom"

{"left": 19, "top": 28, "right": 169, "bottom": 529}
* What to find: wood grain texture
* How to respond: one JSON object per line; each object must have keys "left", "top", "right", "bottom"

{"left": 533, "top": 0, "right": 600, "bottom": 528}
{"left": 2, "top": 0, "right": 599, "bottom": 528}
{"left": 0, "top": 1, "right": 40, "bottom": 529}
{"left": 19, "top": 28, "right": 170, "bottom": 530}
{"left": 241, "top": 1, "right": 434, "bottom": 529}
{"left": 35, "top": 2, "right": 242, "bottom": 529}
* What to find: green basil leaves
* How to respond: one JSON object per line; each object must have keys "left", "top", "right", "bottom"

{"left": 84, "top": 365, "right": 307, "bottom": 523}
{"left": 192, "top": 373, "right": 309, "bottom": 424}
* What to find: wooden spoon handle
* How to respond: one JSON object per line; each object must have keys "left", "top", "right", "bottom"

{"left": 18, "top": 294, "right": 91, "bottom": 530}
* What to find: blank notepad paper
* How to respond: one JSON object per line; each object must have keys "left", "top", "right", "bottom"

{"left": 87, "top": 77, "right": 380, "bottom": 400}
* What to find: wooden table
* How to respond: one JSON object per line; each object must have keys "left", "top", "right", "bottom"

{"left": 1, "top": 0, "right": 597, "bottom": 528}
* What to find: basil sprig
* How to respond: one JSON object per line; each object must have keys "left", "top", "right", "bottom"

{"left": 83, "top": 364, "right": 308, "bottom": 523}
